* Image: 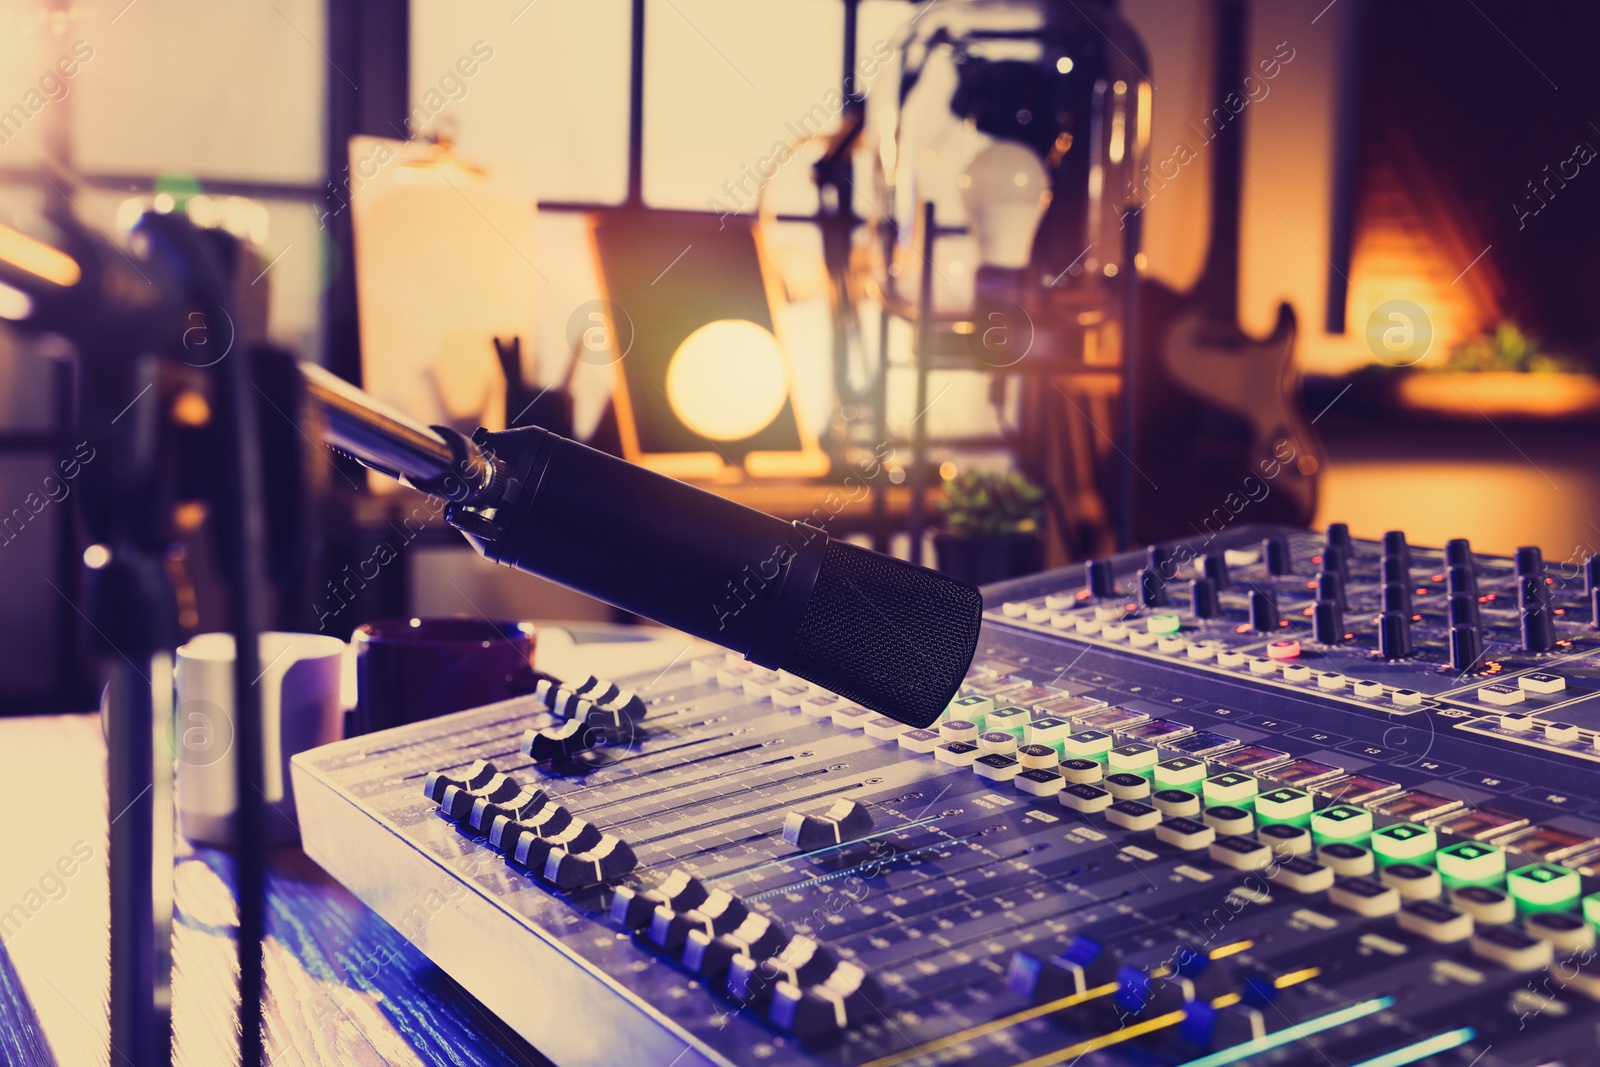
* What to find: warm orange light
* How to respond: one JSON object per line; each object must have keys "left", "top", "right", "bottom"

{"left": 665, "top": 319, "right": 789, "bottom": 442}
{"left": 0, "top": 221, "right": 80, "bottom": 288}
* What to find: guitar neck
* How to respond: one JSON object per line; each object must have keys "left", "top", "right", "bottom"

{"left": 1197, "top": 0, "right": 1247, "bottom": 325}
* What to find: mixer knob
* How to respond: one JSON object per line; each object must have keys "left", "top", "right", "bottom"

{"left": 1520, "top": 575, "right": 1555, "bottom": 653}
{"left": 1586, "top": 555, "right": 1600, "bottom": 595}
{"left": 1382, "top": 556, "right": 1411, "bottom": 587}
{"left": 1200, "top": 552, "right": 1230, "bottom": 590}
{"left": 1382, "top": 530, "right": 1409, "bottom": 565}
{"left": 611, "top": 869, "right": 709, "bottom": 930}
{"left": 1450, "top": 626, "right": 1485, "bottom": 673}
{"left": 1139, "top": 568, "right": 1169, "bottom": 607}
{"left": 1445, "top": 538, "right": 1473, "bottom": 568}
{"left": 1592, "top": 588, "right": 1600, "bottom": 631}
{"left": 1189, "top": 577, "right": 1219, "bottom": 620}
{"left": 1379, "top": 612, "right": 1413, "bottom": 659}
{"left": 1007, "top": 937, "right": 1124, "bottom": 1001}
{"left": 1085, "top": 559, "right": 1115, "bottom": 598}
{"left": 1382, "top": 582, "right": 1412, "bottom": 616}
{"left": 1447, "top": 564, "right": 1478, "bottom": 598}
{"left": 683, "top": 913, "right": 787, "bottom": 980}
{"left": 1315, "top": 570, "right": 1345, "bottom": 610}
{"left": 1515, "top": 546, "right": 1545, "bottom": 576}
{"left": 1312, "top": 600, "right": 1344, "bottom": 645}
{"left": 1146, "top": 543, "right": 1171, "bottom": 577}
{"left": 783, "top": 799, "right": 873, "bottom": 850}
{"left": 1322, "top": 544, "right": 1349, "bottom": 581}
{"left": 1448, "top": 593, "right": 1480, "bottom": 629}
{"left": 1248, "top": 590, "right": 1280, "bottom": 632}
{"left": 1263, "top": 535, "right": 1291, "bottom": 576}
{"left": 1325, "top": 523, "right": 1352, "bottom": 552}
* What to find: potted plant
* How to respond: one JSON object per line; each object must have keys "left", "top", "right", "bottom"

{"left": 1394, "top": 321, "right": 1600, "bottom": 419}
{"left": 933, "top": 470, "right": 1047, "bottom": 584}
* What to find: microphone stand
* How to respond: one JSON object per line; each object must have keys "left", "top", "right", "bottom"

{"left": 0, "top": 209, "right": 279, "bottom": 1067}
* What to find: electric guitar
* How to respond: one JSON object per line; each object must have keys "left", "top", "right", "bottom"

{"left": 1130, "top": 0, "right": 1323, "bottom": 544}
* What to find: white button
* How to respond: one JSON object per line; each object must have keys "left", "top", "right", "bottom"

{"left": 1129, "top": 631, "right": 1159, "bottom": 648}
{"left": 1392, "top": 689, "right": 1422, "bottom": 706}
{"left": 1187, "top": 644, "right": 1216, "bottom": 661}
{"left": 1002, "top": 601, "right": 1027, "bottom": 617}
{"left": 1224, "top": 548, "right": 1260, "bottom": 567}
{"left": 1500, "top": 713, "right": 1534, "bottom": 732}
{"left": 1027, "top": 605, "right": 1053, "bottom": 623}
{"left": 1545, "top": 722, "right": 1580, "bottom": 743}
{"left": 1479, "top": 684, "right": 1525, "bottom": 707}
{"left": 1351, "top": 680, "right": 1384, "bottom": 698}
{"left": 1158, "top": 637, "right": 1188, "bottom": 654}
{"left": 1248, "top": 658, "right": 1277, "bottom": 675}
{"left": 1281, "top": 664, "right": 1312, "bottom": 682}
{"left": 1316, "top": 672, "right": 1347, "bottom": 690}
{"left": 1217, "top": 650, "right": 1247, "bottom": 667}
{"left": 1050, "top": 612, "right": 1075, "bottom": 629}
{"left": 1045, "top": 594, "right": 1075, "bottom": 610}
{"left": 1519, "top": 673, "right": 1566, "bottom": 694}
{"left": 1101, "top": 624, "right": 1129, "bottom": 641}
{"left": 1095, "top": 604, "right": 1124, "bottom": 622}
{"left": 1076, "top": 616, "right": 1102, "bottom": 635}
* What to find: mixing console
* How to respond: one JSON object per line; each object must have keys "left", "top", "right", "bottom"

{"left": 292, "top": 524, "right": 1600, "bottom": 1067}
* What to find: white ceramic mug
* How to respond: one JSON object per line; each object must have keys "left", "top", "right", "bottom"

{"left": 174, "top": 631, "right": 346, "bottom": 847}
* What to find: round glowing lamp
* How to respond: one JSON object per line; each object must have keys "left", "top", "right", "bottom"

{"left": 665, "top": 319, "right": 791, "bottom": 442}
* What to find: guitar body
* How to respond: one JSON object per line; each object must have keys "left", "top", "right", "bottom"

{"left": 1125, "top": 0, "right": 1322, "bottom": 545}
{"left": 1130, "top": 280, "right": 1320, "bottom": 544}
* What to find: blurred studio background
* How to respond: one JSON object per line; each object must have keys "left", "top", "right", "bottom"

{"left": 4, "top": 0, "right": 1600, "bottom": 714}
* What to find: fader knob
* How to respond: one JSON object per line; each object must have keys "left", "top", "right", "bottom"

{"left": 1325, "top": 523, "right": 1351, "bottom": 552}
{"left": 1382, "top": 582, "right": 1412, "bottom": 615}
{"left": 1445, "top": 538, "right": 1473, "bottom": 568}
{"left": 1190, "top": 577, "right": 1219, "bottom": 620}
{"left": 1586, "top": 555, "right": 1600, "bottom": 595}
{"left": 1263, "top": 536, "right": 1290, "bottom": 576}
{"left": 1379, "top": 612, "right": 1413, "bottom": 659}
{"left": 1312, "top": 600, "right": 1344, "bottom": 645}
{"left": 1249, "top": 590, "right": 1280, "bottom": 632}
{"left": 1086, "top": 559, "right": 1115, "bottom": 598}
{"left": 1322, "top": 544, "right": 1349, "bottom": 581}
{"left": 1146, "top": 544, "right": 1171, "bottom": 578}
{"left": 1381, "top": 556, "right": 1409, "bottom": 587}
{"left": 1200, "top": 553, "right": 1230, "bottom": 590}
{"left": 1139, "top": 568, "right": 1169, "bottom": 607}
{"left": 1515, "top": 546, "right": 1545, "bottom": 576}
{"left": 1449, "top": 626, "right": 1484, "bottom": 673}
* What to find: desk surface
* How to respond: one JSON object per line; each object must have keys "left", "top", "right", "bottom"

{"left": 0, "top": 627, "right": 688, "bottom": 1066}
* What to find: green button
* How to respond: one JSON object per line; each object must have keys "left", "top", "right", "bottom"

{"left": 1203, "top": 772, "right": 1260, "bottom": 807}
{"left": 1584, "top": 892, "right": 1600, "bottom": 929}
{"left": 1311, "top": 805, "right": 1373, "bottom": 843}
{"left": 1370, "top": 822, "right": 1437, "bottom": 865}
{"left": 1061, "top": 729, "right": 1113, "bottom": 760}
{"left": 1436, "top": 842, "right": 1505, "bottom": 888}
{"left": 1148, "top": 614, "right": 1181, "bottom": 635}
{"left": 1153, "top": 757, "right": 1206, "bottom": 790}
{"left": 950, "top": 695, "right": 994, "bottom": 726}
{"left": 989, "top": 706, "right": 1030, "bottom": 738}
{"left": 1257, "top": 787, "right": 1313, "bottom": 825}
{"left": 1108, "top": 743, "right": 1158, "bottom": 773}
{"left": 1507, "top": 863, "right": 1582, "bottom": 914}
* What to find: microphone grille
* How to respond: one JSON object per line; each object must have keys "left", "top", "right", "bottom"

{"left": 779, "top": 540, "right": 982, "bottom": 728}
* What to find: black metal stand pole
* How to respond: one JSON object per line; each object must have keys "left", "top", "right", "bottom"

{"left": 908, "top": 201, "right": 936, "bottom": 566}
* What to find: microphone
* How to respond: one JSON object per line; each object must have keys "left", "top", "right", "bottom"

{"left": 302, "top": 365, "right": 982, "bottom": 728}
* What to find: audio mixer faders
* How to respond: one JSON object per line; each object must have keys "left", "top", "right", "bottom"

{"left": 293, "top": 524, "right": 1600, "bottom": 1066}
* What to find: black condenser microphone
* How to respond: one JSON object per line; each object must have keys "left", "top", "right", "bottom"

{"left": 303, "top": 366, "right": 982, "bottom": 728}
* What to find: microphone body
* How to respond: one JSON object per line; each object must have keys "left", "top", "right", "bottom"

{"left": 447, "top": 426, "right": 982, "bottom": 728}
